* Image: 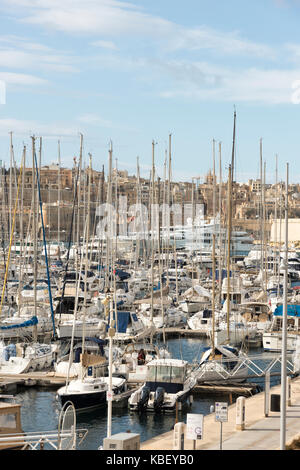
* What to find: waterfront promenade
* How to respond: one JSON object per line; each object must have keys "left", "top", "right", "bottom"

{"left": 141, "top": 376, "right": 300, "bottom": 450}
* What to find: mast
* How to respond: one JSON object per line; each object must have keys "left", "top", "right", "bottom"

{"left": 76, "top": 133, "right": 83, "bottom": 271}
{"left": 17, "top": 145, "right": 26, "bottom": 315}
{"left": 166, "top": 134, "right": 172, "bottom": 286}
{"left": 58, "top": 140, "right": 61, "bottom": 245}
{"left": 105, "top": 141, "right": 113, "bottom": 291}
{"left": 32, "top": 136, "right": 38, "bottom": 342}
{"left": 226, "top": 165, "right": 232, "bottom": 344}
{"left": 82, "top": 153, "right": 92, "bottom": 360}
{"left": 263, "top": 160, "right": 267, "bottom": 292}
{"left": 135, "top": 156, "right": 140, "bottom": 271}
{"left": 278, "top": 183, "right": 283, "bottom": 296}
{"left": 212, "top": 139, "right": 216, "bottom": 353}
{"left": 274, "top": 155, "right": 278, "bottom": 277}
{"left": 9, "top": 132, "right": 13, "bottom": 234}
{"left": 260, "top": 138, "right": 264, "bottom": 291}
{"left": 150, "top": 140, "right": 156, "bottom": 330}
{"left": 231, "top": 108, "right": 236, "bottom": 182}
{"left": 218, "top": 142, "right": 223, "bottom": 304}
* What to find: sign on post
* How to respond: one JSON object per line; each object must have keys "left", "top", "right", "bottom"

{"left": 215, "top": 402, "right": 228, "bottom": 451}
{"left": 215, "top": 402, "right": 228, "bottom": 422}
{"left": 186, "top": 413, "right": 204, "bottom": 446}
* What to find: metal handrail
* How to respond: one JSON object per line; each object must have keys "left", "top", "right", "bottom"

{"left": 0, "top": 428, "right": 88, "bottom": 450}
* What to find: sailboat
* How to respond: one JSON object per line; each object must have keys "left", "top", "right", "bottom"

{"left": 0, "top": 341, "right": 58, "bottom": 374}
{"left": 195, "top": 343, "right": 248, "bottom": 384}
{"left": 56, "top": 148, "right": 126, "bottom": 412}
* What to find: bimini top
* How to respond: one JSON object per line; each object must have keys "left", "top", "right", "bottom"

{"left": 274, "top": 305, "right": 300, "bottom": 317}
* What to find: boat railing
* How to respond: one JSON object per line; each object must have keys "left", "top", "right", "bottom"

{"left": 0, "top": 429, "right": 88, "bottom": 450}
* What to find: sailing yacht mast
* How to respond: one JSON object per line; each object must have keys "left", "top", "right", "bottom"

{"left": 105, "top": 141, "right": 113, "bottom": 291}
{"left": 76, "top": 134, "right": 83, "bottom": 272}
{"left": 166, "top": 134, "right": 172, "bottom": 286}
{"left": 260, "top": 138, "right": 264, "bottom": 292}
{"left": 58, "top": 140, "right": 61, "bottom": 246}
{"left": 150, "top": 140, "right": 156, "bottom": 330}
{"left": 9, "top": 132, "right": 13, "bottom": 234}
{"left": 17, "top": 145, "right": 26, "bottom": 315}
{"left": 212, "top": 139, "right": 216, "bottom": 353}
{"left": 226, "top": 165, "right": 232, "bottom": 344}
{"left": 135, "top": 156, "right": 141, "bottom": 271}
{"left": 263, "top": 160, "right": 267, "bottom": 292}
{"left": 31, "top": 136, "right": 38, "bottom": 342}
{"left": 82, "top": 153, "right": 92, "bottom": 361}
{"left": 231, "top": 108, "right": 236, "bottom": 181}
{"left": 218, "top": 142, "right": 223, "bottom": 304}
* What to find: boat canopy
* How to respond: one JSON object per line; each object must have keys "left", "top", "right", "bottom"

{"left": 0, "top": 316, "right": 38, "bottom": 330}
{"left": 107, "top": 311, "right": 135, "bottom": 333}
{"left": 274, "top": 305, "right": 300, "bottom": 317}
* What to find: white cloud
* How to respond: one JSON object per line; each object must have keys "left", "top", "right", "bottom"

{"left": 1, "top": 0, "right": 299, "bottom": 106}
{"left": 77, "top": 113, "right": 113, "bottom": 127}
{"left": 0, "top": 35, "right": 79, "bottom": 73}
{"left": 0, "top": 71, "right": 48, "bottom": 86}
{"left": 1, "top": 0, "right": 274, "bottom": 58}
{"left": 90, "top": 40, "right": 118, "bottom": 50}
{"left": 0, "top": 117, "right": 80, "bottom": 137}
{"left": 146, "top": 60, "right": 300, "bottom": 104}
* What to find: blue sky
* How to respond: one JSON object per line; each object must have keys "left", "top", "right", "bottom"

{"left": 0, "top": 0, "right": 300, "bottom": 183}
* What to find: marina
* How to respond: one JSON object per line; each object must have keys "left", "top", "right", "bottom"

{"left": 1, "top": 130, "right": 300, "bottom": 451}
{"left": 1, "top": 1, "right": 300, "bottom": 453}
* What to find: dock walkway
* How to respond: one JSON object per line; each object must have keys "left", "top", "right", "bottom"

{"left": 141, "top": 376, "right": 300, "bottom": 450}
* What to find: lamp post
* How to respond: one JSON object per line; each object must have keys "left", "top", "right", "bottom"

{"left": 280, "top": 163, "right": 289, "bottom": 450}
{"left": 106, "top": 295, "right": 115, "bottom": 439}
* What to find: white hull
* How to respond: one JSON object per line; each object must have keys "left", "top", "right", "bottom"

{"left": 196, "top": 362, "right": 248, "bottom": 383}
{"left": 57, "top": 319, "right": 105, "bottom": 338}
{"left": 263, "top": 332, "right": 299, "bottom": 352}
{"left": 180, "top": 302, "right": 203, "bottom": 314}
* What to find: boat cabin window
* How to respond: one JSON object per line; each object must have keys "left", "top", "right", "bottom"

{"left": 147, "top": 364, "right": 185, "bottom": 383}
{"left": 0, "top": 412, "right": 17, "bottom": 430}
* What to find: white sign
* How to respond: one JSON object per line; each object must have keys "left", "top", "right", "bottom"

{"left": 186, "top": 413, "right": 204, "bottom": 440}
{"left": 106, "top": 391, "right": 114, "bottom": 402}
{"left": 215, "top": 402, "right": 228, "bottom": 422}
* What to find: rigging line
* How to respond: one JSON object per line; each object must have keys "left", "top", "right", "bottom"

{"left": 33, "top": 149, "right": 56, "bottom": 339}
{"left": 0, "top": 159, "right": 23, "bottom": 317}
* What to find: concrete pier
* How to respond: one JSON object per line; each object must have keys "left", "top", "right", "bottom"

{"left": 141, "top": 375, "right": 300, "bottom": 450}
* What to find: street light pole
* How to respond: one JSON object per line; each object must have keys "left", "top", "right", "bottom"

{"left": 280, "top": 162, "right": 289, "bottom": 450}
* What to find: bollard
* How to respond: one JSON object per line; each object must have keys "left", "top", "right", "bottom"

{"left": 173, "top": 422, "right": 185, "bottom": 450}
{"left": 236, "top": 396, "right": 245, "bottom": 431}
{"left": 264, "top": 370, "right": 270, "bottom": 417}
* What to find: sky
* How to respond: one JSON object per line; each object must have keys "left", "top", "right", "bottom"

{"left": 1, "top": 0, "right": 300, "bottom": 182}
